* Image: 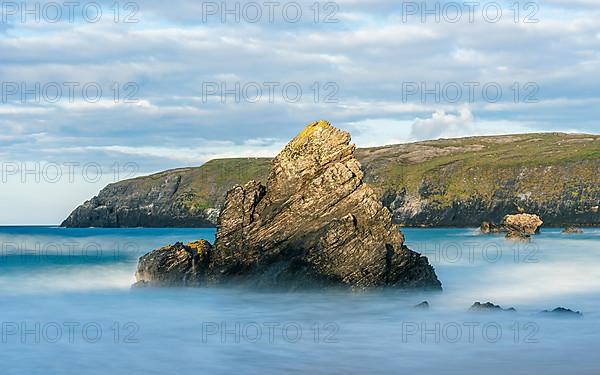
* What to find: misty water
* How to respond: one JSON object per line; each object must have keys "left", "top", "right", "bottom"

{"left": 1, "top": 226, "right": 599, "bottom": 374}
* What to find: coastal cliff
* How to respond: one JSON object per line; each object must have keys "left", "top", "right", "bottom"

{"left": 61, "top": 159, "right": 272, "bottom": 228}
{"left": 62, "top": 133, "right": 600, "bottom": 228}
{"left": 134, "top": 121, "right": 441, "bottom": 289}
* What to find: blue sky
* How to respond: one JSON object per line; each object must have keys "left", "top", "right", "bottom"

{"left": 1, "top": 0, "right": 599, "bottom": 224}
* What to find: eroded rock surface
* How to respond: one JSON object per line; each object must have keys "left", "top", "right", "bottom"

{"left": 134, "top": 240, "right": 213, "bottom": 287}
{"left": 480, "top": 213, "right": 543, "bottom": 239}
{"left": 135, "top": 121, "right": 441, "bottom": 290}
{"left": 503, "top": 214, "right": 543, "bottom": 235}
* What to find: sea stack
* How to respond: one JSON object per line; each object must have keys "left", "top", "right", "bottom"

{"left": 135, "top": 120, "right": 441, "bottom": 290}
{"left": 481, "top": 213, "right": 543, "bottom": 239}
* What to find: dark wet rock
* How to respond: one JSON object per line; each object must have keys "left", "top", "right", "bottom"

{"left": 414, "top": 301, "right": 430, "bottom": 310}
{"left": 480, "top": 221, "right": 502, "bottom": 234}
{"left": 541, "top": 307, "right": 583, "bottom": 318}
{"left": 135, "top": 240, "right": 213, "bottom": 287}
{"left": 134, "top": 121, "right": 442, "bottom": 290}
{"left": 562, "top": 227, "right": 584, "bottom": 234}
{"left": 469, "top": 302, "right": 516, "bottom": 312}
{"left": 505, "top": 231, "right": 532, "bottom": 241}
{"left": 131, "top": 280, "right": 150, "bottom": 288}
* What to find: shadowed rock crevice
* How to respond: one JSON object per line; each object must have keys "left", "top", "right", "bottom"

{"left": 135, "top": 121, "right": 441, "bottom": 290}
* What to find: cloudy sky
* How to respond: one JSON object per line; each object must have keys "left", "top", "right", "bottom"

{"left": 1, "top": 0, "right": 599, "bottom": 224}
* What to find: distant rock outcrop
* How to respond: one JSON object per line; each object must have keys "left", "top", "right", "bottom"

{"left": 503, "top": 214, "right": 543, "bottom": 235}
{"left": 562, "top": 227, "right": 584, "bottom": 234}
{"left": 480, "top": 214, "right": 543, "bottom": 239}
{"left": 541, "top": 307, "right": 583, "bottom": 318}
{"left": 60, "top": 173, "right": 217, "bottom": 228}
{"left": 469, "top": 302, "right": 516, "bottom": 312}
{"left": 414, "top": 301, "right": 430, "bottom": 310}
{"left": 134, "top": 121, "right": 441, "bottom": 290}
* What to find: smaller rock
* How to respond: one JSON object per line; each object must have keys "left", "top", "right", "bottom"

{"left": 131, "top": 280, "right": 149, "bottom": 288}
{"left": 135, "top": 240, "right": 213, "bottom": 287}
{"left": 480, "top": 221, "right": 502, "bottom": 234}
{"left": 414, "top": 301, "right": 430, "bottom": 310}
{"left": 541, "top": 307, "right": 583, "bottom": 318}
{"left": 480, "top": 214, "right": 543, "bottom": 240}
{"left": 562, "top": 227, "right": 584, "bottom": 234}
{"left": 502, "top": 214, "right": 543, "bottom": 235}
{"left": 505, "top": 231, "right": 531, "bottom": 241}
{"left": 469, "top": 302, "right": 516, "bottom": 312}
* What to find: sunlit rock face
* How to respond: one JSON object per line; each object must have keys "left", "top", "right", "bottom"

{"left": 135, "top": 121, "right": 441, "bottom": 290}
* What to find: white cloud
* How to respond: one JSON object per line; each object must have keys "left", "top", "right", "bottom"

{"left": 409, "top": 106, "right": 537, "bottom": 141}
{"left": 56, "top": 138, "right": 284, "bottom": 165}
{"left": 410, "top": 105, "right": 475, "bottom": 140}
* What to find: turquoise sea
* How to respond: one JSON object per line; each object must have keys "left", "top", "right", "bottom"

{"left": 1, "top": 226, "right": 599, "bottom": 374}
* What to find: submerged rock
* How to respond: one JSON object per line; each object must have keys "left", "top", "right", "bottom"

{"left": 505, "top": 231, "right": 532, "bottom": 241}
{"left": 469, "top": 302, "right": 516, "bottom": 312}
{"left": 134, "top": 121, "right": 441, "bottom": 290}
{"left": 541, "top": 307, "right": 583, "bottom": 318}
{"left": 414, "top": 301, "right": 430, "bottom": 310}
{"left": 562, "top": 227, "right": 584, "bottom": 234}
{"left": 480, "top": 221, "right": 502, "bottom": 234}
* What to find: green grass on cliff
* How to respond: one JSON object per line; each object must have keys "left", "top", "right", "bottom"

{"left": 357, "top": 133, "right": 600, "bottom": 206}
{"left": 115, "top": 133, "right": 600, "bottom": 211}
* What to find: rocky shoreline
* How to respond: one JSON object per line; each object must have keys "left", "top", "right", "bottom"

{"left": 413, "top": 301, "right": 584, "bottom": 318}
{"left": 62, "top": 133, "right": 600, "bottom": 229}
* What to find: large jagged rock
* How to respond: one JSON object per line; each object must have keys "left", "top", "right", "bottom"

{"left": 134, "top": 120, "right": 441, "bottom": 290}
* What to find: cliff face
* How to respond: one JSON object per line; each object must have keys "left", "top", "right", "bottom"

{"left": 63, "top": 133, "right": 600, "bottom": 228}
{"left": 135, "top": 121, "right": 441, "bottom": 289}
{"left": 61, "top": 159, "right": 272, "bottom": 228}
{"left": 363, "top": 135, "right": 600, "bottom": 227}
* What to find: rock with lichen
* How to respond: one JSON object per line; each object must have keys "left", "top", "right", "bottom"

{"left": 134, "top": 120, "right": 441, "bottom": 290}
{"left": 134, "top": 240, "right": 212, "bottom": 287}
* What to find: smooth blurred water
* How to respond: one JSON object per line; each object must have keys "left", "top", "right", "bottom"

{"left": 0, "top": 226, "right": 599, "bottom": 374}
